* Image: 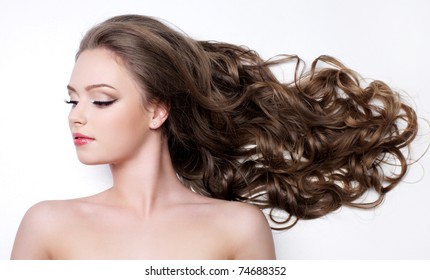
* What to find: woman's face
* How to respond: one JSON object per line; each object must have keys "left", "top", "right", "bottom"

{"left": 67, "top": 48, "right": 153, "bottom": 165}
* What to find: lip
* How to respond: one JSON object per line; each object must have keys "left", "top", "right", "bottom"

{"left": 72, "top": 132, "right": 95, "bottom": 146}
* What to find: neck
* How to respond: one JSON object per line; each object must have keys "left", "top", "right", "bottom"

{"left": 107, "top": 133, "right": 184, "bottom": 216}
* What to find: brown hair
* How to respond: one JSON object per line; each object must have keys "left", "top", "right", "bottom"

{"left": 77, "top": 14, "right": 418, "bottom": 229}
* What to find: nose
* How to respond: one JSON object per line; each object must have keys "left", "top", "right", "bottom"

{"left": 68, "top": 102, "right": 87, "bottom": 126}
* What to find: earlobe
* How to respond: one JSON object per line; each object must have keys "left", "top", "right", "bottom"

{"left": 150, "top": 120, "right": 159, "bottom": 130}
{"left": 150, "top": 102, "right": 169, "bottom": 129}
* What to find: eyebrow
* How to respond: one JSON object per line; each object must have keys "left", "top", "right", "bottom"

{"left": 67, "top": 83, "right": 117, "bottom": 93}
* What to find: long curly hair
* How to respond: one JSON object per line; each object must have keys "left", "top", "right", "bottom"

{"left": 77, "top": 14, "right": 418, "bottom": 229}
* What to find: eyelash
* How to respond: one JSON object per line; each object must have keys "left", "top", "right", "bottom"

{"left": 92, "top": 100, "right": 117, "bottom": 107}
{"left": 64, "top": 100, "right": 117, "bottom": 107}
{"left": 64, "top": 100, "right": 78, "bottom": 107}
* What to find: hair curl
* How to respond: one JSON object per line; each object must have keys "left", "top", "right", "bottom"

{"left": 77, "top": 15, "right": 418, "bottom": 229}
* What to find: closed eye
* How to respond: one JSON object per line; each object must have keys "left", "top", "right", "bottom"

{"left": 65, "top": 100, "right": 78, "bottom": 107}
{"left": 92, "top": 100, "right": 118, "bottom": 107}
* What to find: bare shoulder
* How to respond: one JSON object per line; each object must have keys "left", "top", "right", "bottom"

{"left": 212, "top": 200, "right": 269, "bottom": 227}
{"left": 15, "top": 200, "right": 72, "bottom": 232}
{"left": 203, "top": 199, "right": 276, "bottom": 260}
{"left": 11, "top": 199, "right": 88, "bottom": 259}
{"left": 19, "top": 199, "right": 82, "bottom": 224}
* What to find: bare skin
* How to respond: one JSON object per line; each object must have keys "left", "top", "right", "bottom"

{"left": 11, "top": 48, "right": 276, "bottom": 260}
{"left": 11, "top": 185, "right": 275, "bottom": 259}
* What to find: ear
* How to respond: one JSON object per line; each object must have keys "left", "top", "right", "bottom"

{"left": 149, "top": 102, "right": 169, "bottom": 129}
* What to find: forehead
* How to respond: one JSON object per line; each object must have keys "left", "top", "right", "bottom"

{"left": 69, "top": 48, "right": 134, "bottom": 90}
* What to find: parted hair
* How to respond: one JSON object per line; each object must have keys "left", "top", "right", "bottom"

{"left": 77, "top": 14, "right": 418, "bottom": 228}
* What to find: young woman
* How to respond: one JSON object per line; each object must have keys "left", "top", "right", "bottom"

{"left": 11, "top": 14, "right": 417, "bottom": 259}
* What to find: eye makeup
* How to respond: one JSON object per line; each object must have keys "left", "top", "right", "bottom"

{"left": 64, "top": 99, "right": 118, "bottom": 107}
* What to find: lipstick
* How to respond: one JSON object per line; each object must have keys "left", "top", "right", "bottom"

{"left": 72, "top": 132, "right": 95, "bottom": 146}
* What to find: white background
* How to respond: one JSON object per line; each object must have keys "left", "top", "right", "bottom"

{"left": 1, "top": 0, "right": 429, "bottom": 260}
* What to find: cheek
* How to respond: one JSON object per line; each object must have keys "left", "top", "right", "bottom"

{"left": 101, "top": 109, "right": 149, "bottom": 144}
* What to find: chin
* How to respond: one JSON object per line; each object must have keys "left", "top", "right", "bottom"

{"left": 76, "top": 156, "right": 111, "bottom": 166}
